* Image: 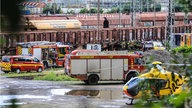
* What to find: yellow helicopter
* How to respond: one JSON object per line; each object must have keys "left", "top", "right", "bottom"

{"left": 123, "top": 61, "right": 189, "bottom": 105}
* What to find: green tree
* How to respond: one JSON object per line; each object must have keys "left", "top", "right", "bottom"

{"left": 176, "top": 0, "right": 192, "bottom": 13}
{"left": 67, "top": 10, "right": 75, "bottom": 14}
{"left": 90, "top": 8, "right": 97, "bottom": 13}
{"left": 43, "top": 4, "right": 51, "bottom": 14}
{"left": 99, "top": 9, "right": 104, "bottom": 14}
{"left": 154, "top": 3, "right": 161, "bottom": 12}
{"left": 50, "top": 3, "right": 57, "bottom": 14}
{"left": 141, "top": 0, "right": 154, "bottom": 12}
{"left": 122, "top": 3, "right": 131, "bottom": 14}
{"left": 56, "top": 6, "right": 63, "bottom": 14}
{"left": 175, "top": 4, "right": 183, "bottom": 12}
{"left": 107, "top": 7, "right": 118, "bottom": 13}
{"left": 79, "top": 8, "right": 89, "bottom": 13}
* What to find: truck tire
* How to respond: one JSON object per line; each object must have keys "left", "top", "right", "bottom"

{"left": 126, "top": 72, "right": 138, "bottom": 83}
{"left": 16, "top": 68, "right": 21, "bottom": 74}
{"left": 87, "top": 74, "right": 99, "bottom": 85}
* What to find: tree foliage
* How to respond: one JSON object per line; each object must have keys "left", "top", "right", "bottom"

{"left": 172, "top": 46, "right": 192, "bottom": 53}
{"left": 79, "top": 8, "right": 89, "bottom": 13}
{"left": 43, "top": 4, "right": 63, "bottom": 14}
{"left": 176, "top": 0, "right": 192, "bottom": 13}
{"left": 107, "top": 7, "right": 118, "bottom": 13}
{"left": 79, "top": 8, "right": 103, "bottom": 14}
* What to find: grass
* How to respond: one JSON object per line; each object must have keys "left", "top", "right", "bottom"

{"left": 1, "top": 72, "right": 44, "bottom": 77}
{"left": 1, "top": 68, "right": 79, "bottom": 81}
{"left": 34, "top": 72, "right": 79, "bottom": 81}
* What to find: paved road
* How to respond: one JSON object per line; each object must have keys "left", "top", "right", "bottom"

{"left": 0, "top": 76, "right": 133, "bottom": 108}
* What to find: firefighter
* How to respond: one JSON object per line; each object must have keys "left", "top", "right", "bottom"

{"left": 49, "top": 49, "right": 57, "bottom": 65}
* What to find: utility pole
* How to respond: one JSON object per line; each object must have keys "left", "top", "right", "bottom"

{"left": 131, "top": 0, "right": 135, "bottom": 27}
{"left": 153, "top": 0, "right": 156, "bottom": 26}
{"left": 131, "top": 0, "right": 141, "bottom": 27}
{"left": 97, "top": 0, "right": 100, "bottom": 43}
{"left": 147, "top": 0, "right": 149, "bottom": 12}
{"left": 119, "top": 1, "right": 121, "bottom": 27}
{"left": 166, "top": 0, "right": 175, "bottom": 49}
{"left": 53, "top": 0, "right": 56, "bottom": 14}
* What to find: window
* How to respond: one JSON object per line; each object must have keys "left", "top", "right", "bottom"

{"left": 58, "top": 47, "right": 66, "bottom": 58}
{"left": 34, "top": 57, "right": 39, "bottom": 62}
{"left": 2, "top": 56, "right": 10, "bottom": 62}
{"left": 134, "top": 58, "right": 142, "bottom": 65}
{"left": 13, "top": 58, "right": 19, "bottom": 61}
{"left": 18, "top": 57, "right": 25, "bottom": 62}
{"left": 59, "top": 47, "right": 66, "bottom": 55}
{"left": 25, "top": 58, "right": 31, "bottom": 62}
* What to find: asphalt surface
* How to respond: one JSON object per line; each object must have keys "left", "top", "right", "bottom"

{"left": 0, "top": 75, "right": 133, "bottom": 108}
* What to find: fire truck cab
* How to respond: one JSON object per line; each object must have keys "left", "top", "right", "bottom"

{"left": 0, "top": 55, "right": 44, "bottom": 73}
{"left": 16, "top": 41, "right": 71, "bottom": 68}
{"left": 65, "top": 51, "right": 145, "bottom": 85}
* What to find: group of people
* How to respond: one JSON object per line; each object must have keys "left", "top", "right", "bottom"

{"left": 42, "top": 48, "right": 57, "bottom": 64}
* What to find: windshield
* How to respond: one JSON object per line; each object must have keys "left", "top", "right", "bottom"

{"left": 58, "top": 47, "right": 66, "bottom": 58}
{"left": 2, "top": 56, "right": 11, "bottom": 62}
{"left": 127, "top": 77, "right": 144, "bottom": 88}
{"left": 134, "top": 58, "right": 143, "bottom": 65}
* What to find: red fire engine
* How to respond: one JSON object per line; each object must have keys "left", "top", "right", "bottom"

{"left": 16, "top": 41, "right": 72, "bottom": 68}
{"left": 65, "top": 51, "right": 145, "bottom": 84}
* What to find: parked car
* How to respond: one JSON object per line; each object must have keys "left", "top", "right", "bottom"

{"left": 142, "top": 41, "right": 165, "bottom": 51}
{"left": 0, "top": 55, "right": 44, "bottom": 73}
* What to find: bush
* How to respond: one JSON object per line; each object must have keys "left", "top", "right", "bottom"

{"left": 172, "top": 46, "right": 192, "bottom": 53}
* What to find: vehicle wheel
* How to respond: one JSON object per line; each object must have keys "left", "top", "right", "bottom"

{"left": 126, "top": 73, "right": 138, "bottom": 82}
{"left": 16, "top": 68, "right": 21, "bottom": 74}
{"left": 43, "top": 62, "right": 48, "bottom": 69}
{"left": 4, "top": 71, "right": 9, "bottom": 73}
{"left": 88, "top": 74, "right": 99, "bottom": 85}
{"left": 37, "top": 67, "right": 42, "bottom": 72}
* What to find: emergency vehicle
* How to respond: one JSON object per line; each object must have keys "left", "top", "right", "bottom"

{"left": 64, "top": 49, "right": 99, "bottom": 65}
{"left": 65, "top": 51, "right": 145, "bottom": 85}
{"left": 16, "top": 41, "right": 71, "bottom": 68}
{"left": 0, "top": 55, "right": 44, "bottom": 73}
